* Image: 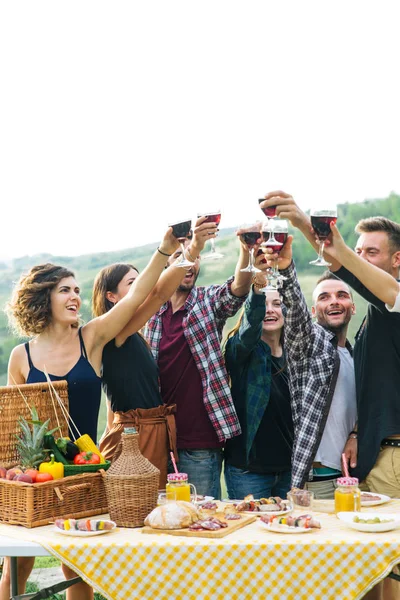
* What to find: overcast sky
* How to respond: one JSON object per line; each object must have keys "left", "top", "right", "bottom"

{"left": 1, "top": 1, "right": 399, "bottom": 259}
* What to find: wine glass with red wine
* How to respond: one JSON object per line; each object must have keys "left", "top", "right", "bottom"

{"left": 239, "top": 223, "right": 262, "bottom": 273}
{"left": 259, "top": 198, "right": 277, "bottom": 219}
{"left": 260, "top": 219, "right": 288, "bottom": 291}
{"left": 309, "top": 207, "right": 337, "bottom": 266}
{"left": 169, "top": 219, "right": 195, "bottom": 268}
{"left": 197, "top": 211, "right": 224, "bottom": 260}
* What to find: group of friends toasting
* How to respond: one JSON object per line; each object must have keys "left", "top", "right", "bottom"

{"left": 1, "top": 191, "right": 400, "bottom": 600}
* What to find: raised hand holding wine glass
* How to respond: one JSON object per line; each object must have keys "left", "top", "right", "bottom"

{"left": 197, "top": 210, "right": 223, "bottom": 260}
{"left": 237, "top": 222, "right": 262, "bottom": 273}
{"left": 259, "top": 219, "right": 288, "bottom": 291}
{"left": 309, "top": 205, "right": 337, "bottom": 267}
{"left": 169, "top": 218, "right": 195, "bottom": 268}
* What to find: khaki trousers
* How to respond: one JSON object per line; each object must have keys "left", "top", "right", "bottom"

{"left": 363, "top": 445, "right": 400, "bottom": 600}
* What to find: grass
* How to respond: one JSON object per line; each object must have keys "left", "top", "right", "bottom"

{"left": 26, "top": 581, "right": 106, "bottom": 599}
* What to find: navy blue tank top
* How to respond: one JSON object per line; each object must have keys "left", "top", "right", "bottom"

{"left": 25, "top": 328, "right": 102, "bottom": 443}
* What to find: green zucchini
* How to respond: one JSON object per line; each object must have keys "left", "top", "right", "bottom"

{"left": 43, "top": 434, "right": 70, "bottom": 465}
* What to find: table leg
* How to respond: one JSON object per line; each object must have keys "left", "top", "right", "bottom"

{"left": 10, "top": 557, "right": 18, "bottom": 596}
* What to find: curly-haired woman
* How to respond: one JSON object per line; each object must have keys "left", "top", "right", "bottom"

{"left": 0, "top": 229, "right": 179, "bottom": 600}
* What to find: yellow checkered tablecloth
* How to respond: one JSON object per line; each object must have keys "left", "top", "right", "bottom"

{"left": 2, "top": 501, "right": 400, "bottom": 600}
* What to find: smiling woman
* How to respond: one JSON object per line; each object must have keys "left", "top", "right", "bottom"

{"left": 0, "top": 227, "right": 180, "bottom": 600}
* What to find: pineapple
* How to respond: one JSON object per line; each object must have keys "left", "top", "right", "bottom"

{"left": 15, "top": 407, "right": 58, "bottom": 469}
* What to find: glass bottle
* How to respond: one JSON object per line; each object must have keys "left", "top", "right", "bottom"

{"left": 334, "top": 476, "right": 361, "bottom": 514}
{"left": 166, "top": 473, "right": 196, "bottom": 502}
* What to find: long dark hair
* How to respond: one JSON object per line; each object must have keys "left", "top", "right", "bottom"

{"left": 92, "top": 263, "right": 138, "bottom": 317}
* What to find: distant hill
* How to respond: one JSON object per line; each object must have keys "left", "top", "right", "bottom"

{"left": 0, "top": 193, "right": 399, "bottom": 384}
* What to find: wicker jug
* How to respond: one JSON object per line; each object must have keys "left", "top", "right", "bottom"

{"left": 104, "top": 427, "right": 159, "bottom": 527}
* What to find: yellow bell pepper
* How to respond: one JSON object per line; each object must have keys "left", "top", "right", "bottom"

{"left": 39, "top": 453, "right": 64, "bottom": 480}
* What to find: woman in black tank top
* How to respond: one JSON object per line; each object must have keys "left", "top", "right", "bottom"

{"left": 92, "top": 262, "right": 180, "bottom": 488}
{"left": 1, "top": 230, "right": 180, "bottom": 600}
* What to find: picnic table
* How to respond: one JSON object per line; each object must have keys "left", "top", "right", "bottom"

{"left": 1, "top": 500, "right": 400, "bottom": 600}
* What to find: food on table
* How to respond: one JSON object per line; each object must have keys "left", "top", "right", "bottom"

{"left": 235, "top": 494, "right": 287, "bottom": 513}
{"left": 225, "top": 513, "right": 243, "bottom": 521}
{"left": 189, "top": 517, "right": 228, "bottom": 531}
{"left": 55, "top": 518, "right": 115, "bottom": 531}
{"left": 198, "top": 502, "right": 218, "bottom": 518}
{"left": 360, "top": 493, "right": 384, "bottom": 502}
{"left": 24, "top": 468, "right": 39, "bottom": 482}
{"left": 15, "top": 473, "right": 33, "bottom": 483}
{"left": 35, "top": 472, "right": 54, "bottom": 482}
{"left": 75, "top": 434, "right": 107, "bottom": 463}
{"left": 261, "top": 514, "right": 321, "bottom": 529}
{"left": 144, "top": 501, "right": 199, "bottom": 529}
{"left": 6, "top": 468, "right": 23, "bottom": 481}
{"left": 353, "top": 516, "right": 394, "bottom": 524}
{"left": 73, "top": 451, "right": 101, "bottom": 465}
{"left": 55, "top": 437, "right": 80, "bottom": 460}
{"left": 39, "top": 454, "right": 64, "bottom": 479}
{"left": 192, "top": 494, "right": 205, "bottom": 502}
{"left": 16, "top": 407, "right": 59, "bottom": 469}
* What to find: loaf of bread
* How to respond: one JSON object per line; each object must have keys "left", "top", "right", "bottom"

{"left": 144, "top": 501, "right": 199, "bottom": 530}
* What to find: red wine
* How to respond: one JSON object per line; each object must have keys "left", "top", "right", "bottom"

{"left": 241, "top": 232, "right": 260, "bottom": 248}
{"left": 170, "top": 220, "right": 191, "bottom": 241}
{"left": 311, "top": 216, "right": 337, "bottom": 240}
{"left": 200, "top": 213, "right": 221, "bottom": 226}
{"left": 259, "top": 199, "right": 277, "bottom": 218}
{"left": 263, "top": 232, "right": 287, "bottom": 253}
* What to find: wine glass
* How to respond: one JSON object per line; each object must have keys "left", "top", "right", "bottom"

{"left": 259, "top": 219, "right": 288, "bottom": 291}
{"left": 309, "top": 207, "right": 337, "bottom": 266}
{"left": 239, "top": 223, "right": 262, "bottom": 273}
{"left": 197, "top": 211, "right": 224, "bottom": 260}
{"left": 169, "top": 219, "right": 195, "bottom": 268}
{"left": 258, "top": 198, "right": 277, "bottom": 218}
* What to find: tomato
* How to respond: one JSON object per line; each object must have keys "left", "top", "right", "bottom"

{"left": 73, "top": 451, "right": 101, "bottom": 465}
{"left": 35, "top": 472, "right": 54, "bottom": 483}
{"left": 25, "top": 469, "right": 39, "bottom": 483}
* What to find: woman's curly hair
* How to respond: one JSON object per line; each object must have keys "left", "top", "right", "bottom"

{"left": 7, "top": 263, "right": 76, "bottom": 337}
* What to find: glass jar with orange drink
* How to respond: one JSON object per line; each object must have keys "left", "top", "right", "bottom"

{"left": 334, "top": 477, "right": 361, "bottom": 514}
{"left": 166, "top": 473, "right": 197, "bottom": 502}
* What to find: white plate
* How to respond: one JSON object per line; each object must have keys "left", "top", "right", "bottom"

{"left": 259, "top": 520, "right": 313, "bottom": 534}
{"left": 240, "top": 507, "right": 291, "bottom": 517}
{"left": 360, "top": 493, "right": 391, "bottom": 507}
{"left": 337, "top": 512, "right": 400, "bottom": 533}
{"left": 55, "top": 522, "right": 116, "bottom": 537}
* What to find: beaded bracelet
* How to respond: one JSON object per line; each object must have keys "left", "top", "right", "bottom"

{"left": 252, "top": 276, "right": 267, "bottom": 289}
{"left": 157, "top": 247, "right": 172, "bottom": 257}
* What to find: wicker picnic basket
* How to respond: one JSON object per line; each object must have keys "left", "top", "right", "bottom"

{"left": 104, "top": 428, "right": 159, "bottom": 527}
{"left": 0, "top": 381, "right": 108, "bottom": 528}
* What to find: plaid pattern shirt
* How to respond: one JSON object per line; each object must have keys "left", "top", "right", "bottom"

{"left": 281, "top": 262, "right": 351, "bottom": 488}
{"left": 144, "top": 277, "right": 245, "bottom": 443}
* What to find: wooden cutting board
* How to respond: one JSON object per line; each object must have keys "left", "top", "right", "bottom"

{"left": 142, "top": 513, "right": 257, "bottom": 538}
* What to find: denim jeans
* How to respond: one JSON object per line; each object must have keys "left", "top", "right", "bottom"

{"left": 224, "top": 463, "right": 292, "bottom": 500}
{"left": 175, "top": 449, "right": 223, "bottom": 499}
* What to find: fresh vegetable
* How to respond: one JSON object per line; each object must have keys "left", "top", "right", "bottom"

{"left": 6, "top": 468, "right": 23, "bottom": 481}
{"left": 56, "top": 437, "right": 80, "bottom": 460}
{"left": 36, "top": 472, "right": 54, "bottom": 483}
{"left": 75, "top": 435, "right": 106, "bottom": 463}
{"left": 43, "top": 434, "right": 70, "bottom": 465}
{"left": 15, "top": 473, "right": 33, "bottom": 484}
{"left": 73, "top": 451, "right": 101, "bottom": 465}
{"left": 0, "top": 466, "right": 7, "bottom": 479}
{"left": 39, "top": 454, "right": 64, "bottom": 479}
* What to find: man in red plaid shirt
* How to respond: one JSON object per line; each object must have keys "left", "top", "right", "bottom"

{"left": 145, "top": 217, "right": 263, "bottom": 498}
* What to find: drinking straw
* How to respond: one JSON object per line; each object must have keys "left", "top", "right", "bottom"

{"left": 170, "top": 451, "right": 179, "bottom": 474}
{"left": 341, "top": 453, "right": 350, "bottom": 478}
